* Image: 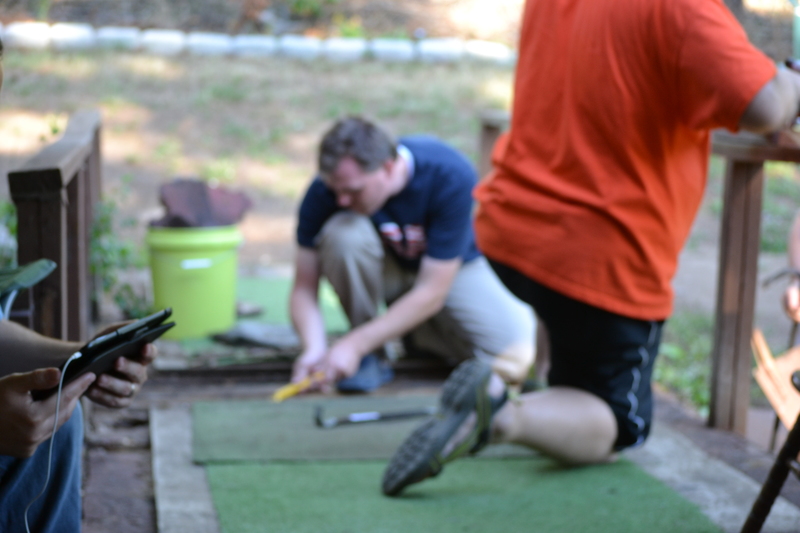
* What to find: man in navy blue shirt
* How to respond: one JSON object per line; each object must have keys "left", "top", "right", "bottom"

{"left": 290, "top": 116, "right": 535, "bottom": 392}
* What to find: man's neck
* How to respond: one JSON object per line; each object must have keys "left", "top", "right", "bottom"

{"left": 388, "top": 155, "right": 410, "bottom": 196}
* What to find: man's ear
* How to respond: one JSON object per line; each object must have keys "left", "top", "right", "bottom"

{"left": 382, "top": 157, "right": 396, "bottom": 174}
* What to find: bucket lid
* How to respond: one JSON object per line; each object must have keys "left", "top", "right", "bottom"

{"left": 146, "top": 225, "right": 243, "bottom": 250}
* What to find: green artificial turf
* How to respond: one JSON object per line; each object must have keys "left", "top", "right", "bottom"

{"left": 236, "top": 276, "right": 348, "bottom": 333}
{"left": 206, "top": 458, "right": 722, "bottom": 533}
{"left": 207, "top": 280, "right": 720, "bottom": 532}
{"left": 193, "top": 395, "right": 533, "bottom": 463}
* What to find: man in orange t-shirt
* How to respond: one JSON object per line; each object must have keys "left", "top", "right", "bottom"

{"left": 383, "top": 0, "right": 800, "bottom": 496}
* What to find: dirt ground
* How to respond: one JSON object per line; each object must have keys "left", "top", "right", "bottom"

{"left": 0, "top": 0, "right": 798, "bottom": 531}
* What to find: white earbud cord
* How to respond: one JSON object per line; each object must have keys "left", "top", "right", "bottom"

{"left": 24, "top": 351, "right": 82, "bottom": 533}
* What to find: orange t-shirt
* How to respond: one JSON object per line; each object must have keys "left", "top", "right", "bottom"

{"left": 474, "top": 0, "right": 776, "bottom": 320}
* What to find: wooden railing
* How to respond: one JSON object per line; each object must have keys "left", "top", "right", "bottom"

{"left": 7, "top": 109, "right": 102, "bottom": 341}
{"left": 478, "top": 111, "right": 800, "bottom": 436}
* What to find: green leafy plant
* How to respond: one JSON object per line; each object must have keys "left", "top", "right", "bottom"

{"left": 0, "top": 200, "right": 17, "bottom": 269}
{"left": 1, "top": 195, "right": 149, "bottom": 317}
{"left": 90, "top": 199, "right": 152, "bottom": 319}
{"left": 655, "top": 309, "right": 714, "bottom": 416}
{"left": 288, "top": 0, "right": 339, "bottom": 19}
{"left": 331, "top": 14, "right": 366, "bottom": 38}
{"left": 110, "top": 283, "right": 153, "bottom": 320}
{"left": 36, "top": 0, "right": 53, "bottom": 20}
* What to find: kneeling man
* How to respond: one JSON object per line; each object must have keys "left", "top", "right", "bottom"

{"left": 290, "top": 116, "right": 535, "bottom": 392}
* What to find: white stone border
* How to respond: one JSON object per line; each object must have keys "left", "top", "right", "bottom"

{"left": 0, "top": 21, "right": 516, "bottom": 66}
{"left": 151, "top": 405, "right": 220, "bottom": 533}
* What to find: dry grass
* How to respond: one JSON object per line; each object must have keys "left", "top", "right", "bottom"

{"left": 0, "top": 49, "right": 513, "bottom": 266}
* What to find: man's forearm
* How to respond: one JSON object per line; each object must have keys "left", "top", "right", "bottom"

{"left": 0, "top": 320, "right": 81, "bottom": 377}
{"left": 342, "top": 282, "right": 447, "bottom": 356}
{"left": 289, "top": 288, "right": 328, "bottom": 354}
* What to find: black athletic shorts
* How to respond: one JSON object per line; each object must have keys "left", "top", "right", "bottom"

{"left": 488, "top": 259, "right": 663, "bottom": 451}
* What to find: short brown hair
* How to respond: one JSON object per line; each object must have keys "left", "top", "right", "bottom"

{"left": 318, "top": 117, "right": 397, "bottom": 177}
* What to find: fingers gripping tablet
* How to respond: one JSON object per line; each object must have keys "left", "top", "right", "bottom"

{"left": 32, "top": 308, "right": 175, "bottom": 401}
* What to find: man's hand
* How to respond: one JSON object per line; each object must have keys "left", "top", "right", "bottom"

{"left": 784, "top": 282, "right": 800, "bottom": 323}
{"left": 320, "top": 338, "right": 362, "bottom": 384}
{"left": 85, "top": 343, "right": 156, "bottom": 408}
{"left": 0, "top": 368, "right": 95, "bottom": 457}
{"left": 291, "top": 347, "right": 327, "bottom": 385}
{"left": 290, "top": 339, "right": 362, "bottom": 390}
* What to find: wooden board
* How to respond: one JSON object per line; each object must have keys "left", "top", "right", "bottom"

{"left": 751, "top": 329, "right": 800, "bottom": 430}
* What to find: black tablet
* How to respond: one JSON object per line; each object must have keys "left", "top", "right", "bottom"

{"left": 32, "top": 308, "right": 175, "bottom": 400}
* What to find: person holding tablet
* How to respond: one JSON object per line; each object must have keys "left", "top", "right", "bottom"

{"left": 0, "top": 37, "right": 159, "bottom": 533}
{"left": 0, "top": 308, "right": 158, "bottom": 533}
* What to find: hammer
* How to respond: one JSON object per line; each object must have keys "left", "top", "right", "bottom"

{"left": 314, "top": 405, "right": 436, "bottom": 429}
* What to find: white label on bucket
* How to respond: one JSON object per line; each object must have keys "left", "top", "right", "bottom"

{"left": 181, "top": 258, "right": 213, "bottom": 270}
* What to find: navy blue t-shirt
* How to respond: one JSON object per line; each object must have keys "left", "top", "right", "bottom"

{"left": 296, "top": 135, "right": 482, "bottom": 271}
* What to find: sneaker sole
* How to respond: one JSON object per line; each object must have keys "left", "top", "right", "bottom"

{"left": 440, "top": 358, "right": 492, "bottom": 415}
{"left": 381, "top": 359, "right": 492, "bottom": 496}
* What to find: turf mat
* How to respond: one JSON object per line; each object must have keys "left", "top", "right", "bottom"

{"left": 237, "top": 277, "right": 348, "bottom": 333}
{"left": 193, "top": 395, "right": 533, "bottom": 462}
{"left": 206, "top": 457, "right": 722, "bottom": 533}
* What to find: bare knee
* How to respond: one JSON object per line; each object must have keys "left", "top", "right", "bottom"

{"left": 490, "top": 388, "right": 618, "bottom": 464}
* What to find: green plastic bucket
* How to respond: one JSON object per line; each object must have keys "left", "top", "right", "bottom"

{"left": 147, "top": 226, "right": 243, "bottom": 339}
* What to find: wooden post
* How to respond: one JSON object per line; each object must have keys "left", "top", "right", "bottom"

{"left": 12, "top": 190, "right": 68, "bottom": 338}
{"left": 478, "top": 109, "right": 509, "bottom": 179}
{"left": 8, "top": 109, "right": 102, "bottom": 341}
{"left": 709, "top": 130, "right": 800, "bottom": 434}
{"left": 709, "top": 160, "right": 764, "bottom": 434}
{"left": 66, "top": 164, "right": 88, "bottom": 341}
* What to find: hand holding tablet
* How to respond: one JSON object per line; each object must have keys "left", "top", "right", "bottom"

{"left": 32, "top": 308, "right": 175, "bottom": 401}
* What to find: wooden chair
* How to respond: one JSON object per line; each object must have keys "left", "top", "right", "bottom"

{"left": 741, "top": 330, "right": 800, "bottom": 532}
{"left": 751, "top": 329, "right": 800, "bottom": 433}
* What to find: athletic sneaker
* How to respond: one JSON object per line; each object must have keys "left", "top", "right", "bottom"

{"left": 381, "top": 358, "right": 507, "bottom": 496}
{"left": 336, "top": 353, "right": 395, "bottom": 393}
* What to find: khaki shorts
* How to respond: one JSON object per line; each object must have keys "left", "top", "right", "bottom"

{"left": 315, "top": 211, "right": 536, "bottom": 383}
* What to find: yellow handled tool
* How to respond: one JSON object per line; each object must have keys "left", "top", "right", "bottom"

{"left": 272, "top": 371, "right": 325, "bottom": 402}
